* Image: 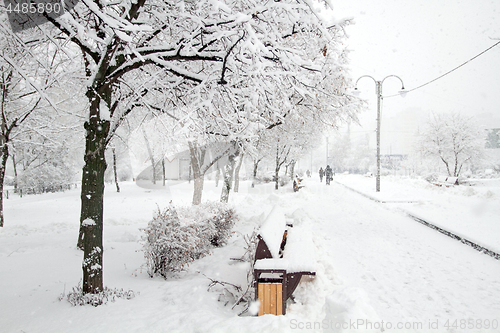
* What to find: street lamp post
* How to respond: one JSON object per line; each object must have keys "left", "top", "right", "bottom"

{"left": 354, "top": 75, "right": 405, "bottom": 192}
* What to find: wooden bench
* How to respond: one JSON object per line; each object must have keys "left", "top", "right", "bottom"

{"left": 253, "top": 206, "right": 316, "bottom": 316}
{"left": 432, "top": 176, "right": 459, "bottom": 187}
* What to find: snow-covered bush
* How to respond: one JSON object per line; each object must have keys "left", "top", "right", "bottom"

{"left": 196, "top": 201, "right": 237, "bottom": 247}
{"left": 142, "top": 202, "right": 237, "bottom": 278}
{"left": 142, "top": 206, "right": 205, "bottom": 278}
{"left": 424, "top": 173, "right": 438, "bottom": 184}
{"left": 416, "top": 113, "right": 485, "bottom": 177}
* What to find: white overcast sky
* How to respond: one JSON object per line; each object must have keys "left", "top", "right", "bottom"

{"left": 329, "top": 0, "right": 500, "bottom": 154}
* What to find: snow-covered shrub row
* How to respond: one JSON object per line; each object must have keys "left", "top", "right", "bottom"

{"left": 63, "top": 285, "right": 135, "bottom": 307}
{"left": 142, "top": 207, "right": 201, "bottom": 278}
{"left": 253, "top": 172, "right": 290, "bottom": 186}
{"left": 16, "top": 162, "right": 75, "bottom": 194}
{"left": 201, "top": 201, "right": 237, "bottom": 247}
{"left": 424, "top": 173, "right": 439, "bottom": 184}
{"left": 142, "top": 202, "right": 237, "bottom": 278}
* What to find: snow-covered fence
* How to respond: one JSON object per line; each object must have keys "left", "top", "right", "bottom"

{"left": 406, "top": 212, "right": 500, "bottom": 261}
{"left": 3, "top": 183, "right": 79, "bottom": 198}
{"left": 253, "top": 206, "right": 317, "bottom": 316}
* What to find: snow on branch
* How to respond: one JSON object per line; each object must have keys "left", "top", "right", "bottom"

{"left": 0, "top": 54, "right": 59, "bottom": 111}
{"left": 36, "top": 0, "right": 360, "bottom": 150}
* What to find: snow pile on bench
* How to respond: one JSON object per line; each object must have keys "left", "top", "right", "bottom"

{"left": 254, "top": 258, "right": 289, "bottom": 271}
{"left": 259, "top": 205, "right": 287, "bottom": 258}
{"left": 283, "top": 224, "right": 317, "bottom": 273}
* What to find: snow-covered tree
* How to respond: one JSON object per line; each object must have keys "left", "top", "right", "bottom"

{"left": 12, "top": 131, "right": 77, "bottom": 191}
{"left": 251, "top": 109, "right": 321, "bottom": 190}
{"left": 127, "top": 114, "right": 172, "bottom": 182}
{"left": 248, "top": 135, "right": 269, "bottom": 188}
{"left": 105, "top": 132, "right": 133, "bottom": 191}
{"left": 328, "top": 130, "right": 374, "bottom": 174}
{"left": 416, "top": 113, "right": 485, "bottom": 177}
{"left": 0, "top": 19, "right": 81, "bottom": 227}
{"left": 233, "top": 151, "right": 244, "bottom": 193}
{"left": 485, "top": 129, "right": 500, "bottom": 149}
{"left": 35, "top": 0, "right": 357, "bottom": 295}
{"left": 327, "top": 131, "right": 350, "bottom": 173}
{"left": 219, "top": 140, "right": 240, "bottom": 202}
{"left": 188, "top": 139, "right": 233, "bottom": 205}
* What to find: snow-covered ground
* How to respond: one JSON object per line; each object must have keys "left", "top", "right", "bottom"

{"left": 1, "top": 176, "right": 499, "bottom": 332}
{"left": 334, "top": 174, "right": 500, "bottom": 254}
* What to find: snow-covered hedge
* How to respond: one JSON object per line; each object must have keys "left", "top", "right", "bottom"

{"left": 16, "top": 162, "right": 75, "bottom": 194}
{"left": 196, "top": 201, "right": 237, "bottom": 248}
{"left": 142, "top": 202, "right": 237, "bottom": 278}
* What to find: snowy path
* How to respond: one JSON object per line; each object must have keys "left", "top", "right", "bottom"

{"left": 334, "top": 174, "right": 500, "bottom": 255}
{"left": 299, "top": 180, "right": 500, "bottom": 330}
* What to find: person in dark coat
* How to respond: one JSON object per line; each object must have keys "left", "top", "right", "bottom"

{"left": 319, "top": 167, "right": 324, "bottom": 182}
{"left": 325, "top": 165, "right": 333, "bottom": 185}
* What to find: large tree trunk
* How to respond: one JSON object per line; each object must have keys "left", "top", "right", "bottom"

{"left": 440, "top": 156, "right": 451, "bottom": 176}
{"left": 251, "top": 159, "right": 261, "bottom": 188}
{"left": 215, "top": 161, "right": 220, "bottom": 187}
{"left": 233, "top": 152, "right": 244, "bottom": 193}
{"left": 220, "top": 153, "right": 236, "bottom": 203}
{"left": 113, "top": 148, "right": 120, "bottom": 193}
{"left": 289, "top": 160, "right": 296, "bottom": 180}
{"left": 0, "top": 81, "right": 7, "bottom": 227}
{"left": 0, "top": 143, "right": 8, "bottom": 227}
{"left": 193, "top": 176, "right": 204, "bottom": 205}
{"left": 77, "top": 85, "right": 110, "bottom": 294}
{"left": 162, "top": 158, "right": 165, "bottom": 186}
{"left": 142, "top": 128, "right": 156, "bottom": 184}
{"left": 454, "top": 153, "right": 460, "bottom": 177}
{"left": 274, "top": 145, "right": 280, "bottom": 190}
{"left": 189, "top": 141, "right": 205, "bottom": 205}
{"left": 78, "top": 118, "right": 109, "bottom": 293}
{"left": 12, "top": 154, "right": 18, "bottom": 193}
{"left": 188, "top": 160, "right": 192, "bottom": 184}
{"left": 221, "top": 143, "right": 239, "bottom": 202}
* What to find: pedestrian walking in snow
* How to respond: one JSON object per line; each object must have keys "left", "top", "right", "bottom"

{"left": 319, "top": 167, "right": 324, "bottom": 182}
{"left": 325, "top": 165, "right": 333, "bottom": 185}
